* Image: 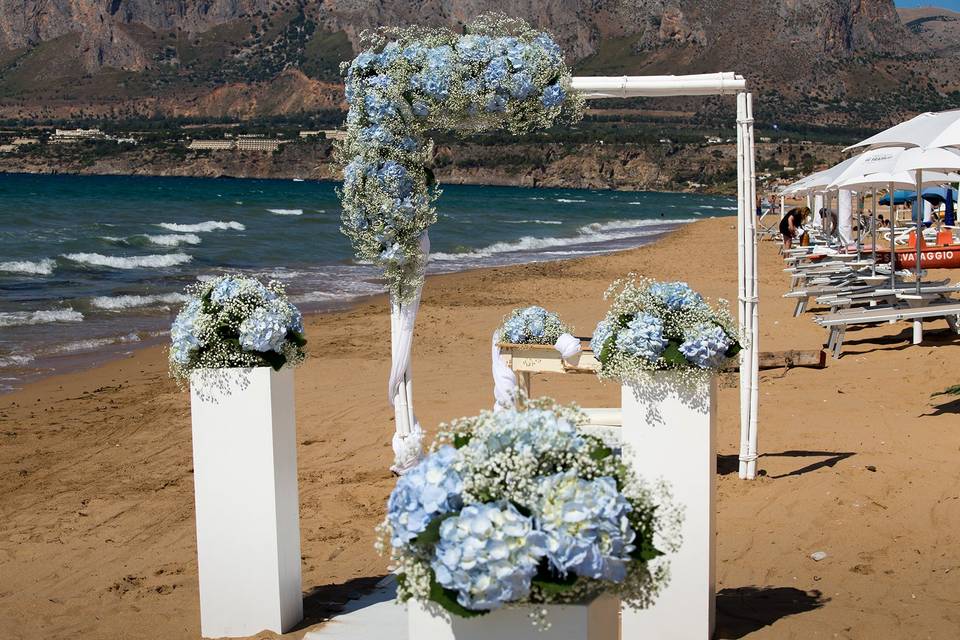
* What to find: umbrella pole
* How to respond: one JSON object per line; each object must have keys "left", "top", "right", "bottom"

{"left": 914, "top": 169, "right": 924, "bottom": 343}
{"left": 889, "top": 181, "right": 896, "bottom": 291}
{"left": 871, "top": 188, "right": 878, "bottom": 277}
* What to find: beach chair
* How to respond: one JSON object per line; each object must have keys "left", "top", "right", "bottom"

{"left": 815, "top": 299, "right": 960, "bottom": 358}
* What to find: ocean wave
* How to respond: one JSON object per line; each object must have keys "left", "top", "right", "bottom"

{"left": 0, "top": 308, "right": 84, "bottom": 327}
{"left": 144, "top": 233, "right": 202, "bottom": 247}
{"left": 156, "top": 220, "right": 245, "bottom": 233}
{"left": 91, "top": 293, "right": 189, "bottom": 310}
{"left": 267, "top": 208, "right": 304, "bottom": 216}
{"left": 52, "top": 333, "right": 141, "bottom": 354}
{"left": 503, "top": 219, "right": 563, "bottom": 225}
{"left": 555, "top": 198, "right": 586, "bottom": 203}
{"left": 430, "top": 218, "right": 685, "bottom": 262}
{"left": 63, "top": 252, "right": 192, "bottom": 269}
{"left": 0, "top": 258, "right": 56, "bottom": 275}
{"left": 0, "top": 354, "right": 35, "bottom": 367}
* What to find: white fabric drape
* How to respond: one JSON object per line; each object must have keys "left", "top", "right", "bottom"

{"left": 491, "top": 331, "right": 581, "bottom": 410}
{"left": 388, "top": 232, "right": 430, "bottom": 474}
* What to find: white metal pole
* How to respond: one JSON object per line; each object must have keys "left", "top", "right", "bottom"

{"left": 745, "top": 93, "right": 760, "bottom": 480}
{"left": 736, "top": 93, "right": 750, "bottom": 480}
{"left": 914, "top": 169, "right": 924, "bottom": 343}
{"left": 871, "top": 188, "right": 878, "bottom": 277}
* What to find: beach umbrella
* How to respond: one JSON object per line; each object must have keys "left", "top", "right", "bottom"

{"left": 845, "top": 109, "right": 960, "bottom": 152}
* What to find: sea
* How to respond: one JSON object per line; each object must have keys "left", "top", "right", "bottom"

{"left": 0, "top": 173, "right": 737, "bottom": 392}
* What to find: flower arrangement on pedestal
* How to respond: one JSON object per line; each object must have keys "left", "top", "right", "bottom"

{"left": 498, "top": 306, "right": 570, "bottom": 345}
{"left": 590, "top": 276, "right": 741, "bottom": 382}
{"left": 168, "top": 275, "right": 307, "bottom": 384}
{"left": 378, "top": 399, "right": 675, "bottom": 627}
{"left": 338, "top": 14, "right": 584, "bottom": 300}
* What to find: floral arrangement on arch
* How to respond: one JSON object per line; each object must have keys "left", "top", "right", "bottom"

{"left": 498, "top": 306, "right": 570, "bottom": 345}
{"left": 169, "top": 274, "right": 307, "bottom": 384}
{"left": 338, "top": 14, "right": 585, "bottom": 301}
{"left": 378, "top": 399, "right": 675, "bottom": 626}
{"left": 590, "top": 276, "right": 741, "bottom": 382}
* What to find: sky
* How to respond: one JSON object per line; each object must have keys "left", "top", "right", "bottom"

{"left": 895, "top": 0, "right": 960, "bottom": 10}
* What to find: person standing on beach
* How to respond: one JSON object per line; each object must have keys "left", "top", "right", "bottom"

{"left": 780, "top": 208, "right": 801, "bottom": 249}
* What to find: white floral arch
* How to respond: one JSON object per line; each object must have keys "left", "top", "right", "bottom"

{"left": 339, "top": 25, "right": 759, "bottom": 480}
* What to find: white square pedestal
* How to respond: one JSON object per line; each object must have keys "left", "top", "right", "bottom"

{"left": 190, "top": 367, "right": 303, "bottom": 637}
{"left": 408, "top": 594, "right": 619, "bottom": 640}
{"left": 621, "top": 373, "right": 716, "bottom": 640}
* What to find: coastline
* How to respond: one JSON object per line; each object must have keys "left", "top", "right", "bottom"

{"left": 3, "top": 217, "right": 960, "bottom": 639}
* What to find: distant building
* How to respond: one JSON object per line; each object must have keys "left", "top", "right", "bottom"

{"left": 705, "top": 136, "right": 722, "bottom": 144}
{"left": 236, "top": 138, "right": 281, "bottom": 152}
{"left": 12, "top": 137, "right": 38, "bottom": 146}
{"left": 188, "top": 140, "right": 235, "bottom": 150}
{"left": 0, "top": 144, "right": 16, "bottom": 153}
{"left": 50, "top": 128, "right": 105, "bottom": 143}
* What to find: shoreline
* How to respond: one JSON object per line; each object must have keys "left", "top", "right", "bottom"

{"left": 0, "top": 215, "right": 698, "bottom": 395}
{"left": 3, "top": 217, "right": 959, "bottom": 639}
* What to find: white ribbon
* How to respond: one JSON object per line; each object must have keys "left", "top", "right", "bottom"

{"left": 491, "top": 330, "right": 581, "bottom": 411}
{"left": 388, "top": 232, "right": 430, "bottom": 474}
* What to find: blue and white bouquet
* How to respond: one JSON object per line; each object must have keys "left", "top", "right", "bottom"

{"left": 338, "top": 14, "right": 584, "bottom": 301}
{"left": 498, "top": 306, "right": 570, "bottom": 345}
{"left": 378, "top": 399, "right": 673, "bottom": 625}
{"left": 591, "top": 276, "right": 741, "bottom": 382}
{"left": 168, "top": 275, "right": 307, "bottom": 384}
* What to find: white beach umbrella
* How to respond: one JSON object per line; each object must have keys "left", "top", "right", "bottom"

{"left": 845, "top": 109, "right": 960, "bottom": 152}
{"left": 926, "top": 111, "right": 960, "bottom": 150}
{"left": 890, "top": 146, "right": 960, "bottom": 174}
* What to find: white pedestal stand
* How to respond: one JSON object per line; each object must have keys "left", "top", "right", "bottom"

{"left": 621, "top": 373, "right": 716, "bottom": 640}
{"left": 408, "top": 595, "right": 619, "bottom": 640}
{"left": 189, "top": 367, "right": 303, "bottom": 638}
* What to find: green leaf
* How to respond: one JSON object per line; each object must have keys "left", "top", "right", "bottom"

{"left": 453, "top": 433, "right": 472, "bottom": 449}
{"left": 932, "top": 384, "right": 960, "bottom": 397}
{"left": 414, "top": 512, "right": 456, "bottom": 546}
{"left": 725, "top": 342, "right": 742, "bottom": 358}
{"left": 598, "top": 335, "right": 616, "bottom": 365}
{"left": 631, "top": 542, "right": 664, "bottom": 562}
{"left": 510, "top": 501, "right": 532, "bottom": 518}
{"left": 288, "top": 331, "right": 308, "bottom": 348}
{"left": 532, "top": 570, "right": 578, "bottom": 597}
{"left": 429, "top": 575, "right": 487, "bottom": 618}
{"left": 661, "top": 341, "right": 687, "bottom": 367}
{"left": 589, "top": 444, "right": 613, "bottom": 462}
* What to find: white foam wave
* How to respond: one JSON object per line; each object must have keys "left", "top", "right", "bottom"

{"left": 0, "top": 308, "right": 84, "bottom": 327}
{"left": 63, "top": 252, "right": 192, "bottom": 269}
{"left": 503, "top": 219, "right": 563, "bottom": 225}
{"left": 430, "top": 218, "right": 686, "bottom": 262}
{"left": 0, "top": 354, "right": 35, "bottom": 367}
{"left": 267, "top": 208, "right": 303, "bottom": 216}
{"left": 144, "top": 233, "right": 202, "bottom": 247}
{"left": 52, "top": 333, "right": 141, "bottom": 354}
{"left": 556, "top": 198, "right": 586, "bottom": 203}
{"left": 157, "top": 220, "right": 245, "bottom": 233}
{"left": 0, "top": 258, "right": 56, "bottom": 275}
{"left": 91, "top": 293, "right": 189, "bottom": 310}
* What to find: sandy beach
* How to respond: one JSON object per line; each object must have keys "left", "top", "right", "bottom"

{"left": 2, "top": 217, "right": 960, "bottom": 639}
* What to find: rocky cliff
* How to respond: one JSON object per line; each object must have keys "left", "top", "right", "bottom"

{"left": 0, "top": 1, "right": 955, "bottom": 127}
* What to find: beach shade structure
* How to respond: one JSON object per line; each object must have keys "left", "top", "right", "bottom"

{"left": 948, "top": 188, "right": 956, "bottom": 226}
{"left": 845, "top": 109, "right": 960, "bottom": 153}
{"left": 845, "top": 124, "right": 960, "bottom": 343}
{"left": 878, "top": 190, "right": 919, "bottom": 205}
{"left": 878, "top": 187, "right": 960, "bottom": 206}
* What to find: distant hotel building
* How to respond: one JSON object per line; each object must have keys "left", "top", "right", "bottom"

{"left": 50, "top": 128, "right": 105, "bottom": 143}
{"left": 299, "top": 129, "right": 347, "bottom": 141}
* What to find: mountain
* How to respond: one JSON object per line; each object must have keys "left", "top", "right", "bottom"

{"left": 0, "top": 1, "right": 957, "bottom": 127}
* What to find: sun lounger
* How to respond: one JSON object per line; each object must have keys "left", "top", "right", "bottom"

{"left": 815, "top": 299, "right": 960, "bottom": 358}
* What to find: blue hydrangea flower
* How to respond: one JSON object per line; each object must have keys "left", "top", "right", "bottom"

{"left": 590, "top": 319, "right": 613, "bottom": 355}
{"left": 353, "top": 51, "right": 378, "bottom": 71}
{"left": 343, "top": 159, "right": 365, "bottom": 188}
{"left": 506, "top": 42, "right": 527, "bottom": 69}
{"left": 456, "top": 35, "right": 493, "bottom": 63}
{"left": 209, "top": 276, "right": 270, "bottom": 304}
{"left": 411, "top": 101, "right": 430, "bottom": 118}
{"left": 380, "top": 243, "right": 407, "bottom": 265}
{"left": 402, "top": 43, "right": 426, "bottom": 62}
{"left": 170, "top": 299, "right": 202, "bottom": 365}
{"left": 649, "top": 281, "right": 704, "bottom": 311}
{"left": 399, "top": 136, "right": 418, "bottom": 152}
{"left": 367, "top": 74, "right": 391, "bottom": 91}
{"left": 468, "top": 407, "right": 587, "bottom": 460}
{"left": 615, "top": 313, "right": 668, "bottom": 362}
{"left": 387, "top": 446, "right": 463, "bottom": 547}
{"left": 363, "top": 93, "right": 397, "bottom": 123}
{"left": 482, "top": 57, "right": 509, "bottom": 89}
{"left": 289, "top": 305, "right": 304, "bottom": 334}
{"left": 535, "top": 471, "right": 635, "bottom": 582}
{"left": 679, "top": 323, "right": 731, "bottom": 369}
{"left": 421, "top": 71, "right": 450, "bottom": 101}
{"left": 359, "top": 125, "right": 394, "bottom": 146}
{"left": 510, "top": 73, "right": 535, "bottom": 100}
{"left": 485, "top": 94, "right": 507, "bottom": 113}
{"left": 376, "top": 160, "right": 413, "bottom": 198}
{"left": 238, "top": 299, "right": 291, "bottom": 353}
{"left": 541, "top": 83, "right": 565, "bottom": 109}
{"left": 431, "top": 502, "right": 546, "bottom": 610}
{"left": 500, "top": 306, "right": 551, "bottom": 343}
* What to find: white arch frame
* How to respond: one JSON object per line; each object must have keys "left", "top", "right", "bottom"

{"left": 390, "top": 73, "right": 761, "bottom": 480}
